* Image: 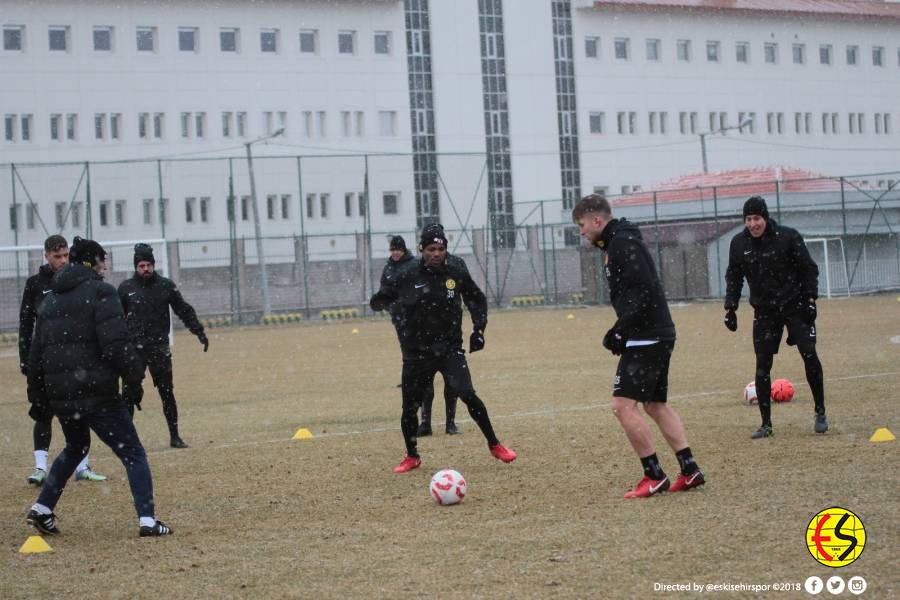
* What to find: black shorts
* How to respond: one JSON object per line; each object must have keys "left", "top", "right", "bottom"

{"left": 401, "top": 349, "right": 474, "bottom": 408}
{"left": 753, "top": 308, "right": 815, "bottom": 355}
{"left": 613, "top": 341, "right": 674, "bottom": 403}
{"left": 137, "top": 344, "right": 174, "bottom": 389}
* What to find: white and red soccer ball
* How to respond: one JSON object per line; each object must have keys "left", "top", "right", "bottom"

{"left": 430, "top": 469, "right": 467, "bottom": 506}
{"left": 743, "top": 379, "right": 794, "bottom": 404}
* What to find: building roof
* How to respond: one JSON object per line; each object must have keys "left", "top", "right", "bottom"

{"left": 613, "top": 167, "right": 846, "bottom": 207}
{"left": 586, "top": 0, "right": 900, "bottom": 21}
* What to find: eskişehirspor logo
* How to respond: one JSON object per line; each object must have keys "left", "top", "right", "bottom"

{"left": 806, "top": 507, "right": 866, "bottom": 567}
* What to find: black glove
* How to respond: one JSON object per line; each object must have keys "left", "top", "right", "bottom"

{"left": 369, "top": 290, "right": 395, "bottom": 312}
{"left": 198, "top": 333, "right": 209, "bottom": 352}
{"left": 20, "top": 362, "right": 28, "bottom": 376}
{"left": 123, "top": 382, "right": 143, "bottom": 412}
{"left": 28, "top": 402, "right": 52, "bottom": 423}
{"left": 804, "top": 299, "right": 817, "bottom": 325}
{"left": 469, "top": 330, "right": 485, "bottom": 353}
{"left": 602, "top": 328, "right": 626, "bottom": 356}
{"left": 724, "top": 310, "right": 737, "bottom": 332}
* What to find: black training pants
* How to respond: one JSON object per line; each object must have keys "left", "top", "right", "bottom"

{"left": 137, "top": 343, "right": 180, "bottom": 437}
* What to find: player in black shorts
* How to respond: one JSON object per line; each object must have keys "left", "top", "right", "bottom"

{"left": 370, "top": 224, "right": 516, "bottom": 473}
{"left": 724, "top": 196, "right": 827, "bottom": 439}
{"left": 573, "top": 194, "right": 704, "bottom": 499}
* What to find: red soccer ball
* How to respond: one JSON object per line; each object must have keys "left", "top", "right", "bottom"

{"left": 771, "top": 378, "right": 795, "bottom": 403}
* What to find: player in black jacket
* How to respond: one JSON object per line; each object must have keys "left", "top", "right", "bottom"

{"left": 724, "top": 196, "right": 827, "bottom": 438}
{"left": 573, "top": 195, "right": 705, "bottom": 498}
{"left": 381, "top": 235, "right": 460, "bottom": 436}
{"left": 370, "top": 225, "right": 516, "bottom": 473}
{"left": 26, "top": 237, "right": 171, "bottom": 537}
{"left": 18, "top": 235, "right": 106, "bottom": 485}
{"left": 117, "top": 243, "right": 208, "bottom": 448}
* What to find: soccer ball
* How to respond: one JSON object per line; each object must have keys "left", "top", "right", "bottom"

{"left": 772, "top": 378, "right": 795, "bottom": 403}
{"left": 430, "top": 469, "right": 467, "bottom": 506}
{"left": 743, "top": 382, "right": 758, "bottom": 405}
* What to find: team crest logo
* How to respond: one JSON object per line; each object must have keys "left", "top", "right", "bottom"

{"left": 445, "top": 279, "right": 456, "bottom": 290}
{"left": 806, "top": 507, "right": 866, "bottom": 568}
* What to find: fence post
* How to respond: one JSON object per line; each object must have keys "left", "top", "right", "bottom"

{"left": 227, "top": 157, "right": 239, "bottom": 323}
{"left": 11, "top": 164, "right": 21, "bottom": 281}
{"left": 156, "top": 159, "right": 166, "bottom": 240}
{"left": 85, "top": 161, "right": 92, "bottom": 238}
{"left": 653, "top": 191, "right": 664, "bottom": 289}
{"left": 296, "top": 156, "right": 311, "bottom": 318}
{"left": 774, "top": 179, "right": 782, "bottom": 222}
{"left": 713, "top": 186, "right": 722, "bottom": 297}
{"left": 839, "top": 177, "right": 850, "bottom": 294}
{"left": 540, "top": 201, "right": 549, "bottom": 303}
{"left": 550, "top": 223, "right": 559, "bottom": 304}
{"left": 363, "top": 155, "right": 372, "bottom": 308}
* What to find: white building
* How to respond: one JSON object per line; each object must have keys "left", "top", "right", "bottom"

{"left": 1, "top": 0, "right": 898, "bottom": 252}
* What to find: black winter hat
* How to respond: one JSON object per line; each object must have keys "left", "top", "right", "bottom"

{"left": 389, "top": 235, "right": 407, "bottom": 251}
{"left": 134, "top": 243, "right": 156, "bottom": 268}
{"left": 69, "top": 236, "right": 107, "bottom": 267}
{"left": 743, "top": 196, "right": 769, "bottom": 221}
{"left": 419, "top": 224, "right": 448, "bottom": 250}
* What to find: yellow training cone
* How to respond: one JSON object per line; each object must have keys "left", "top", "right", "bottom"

{"left": 19, "top": 536, "right": 53, "bottom": 554}
{"left": 293, "top": 427, "right": 314, "bottom": 440}
{"left": 351, "top": 328, "right": 360, "bottom": 334}
{"left": 869, "top": 428, "right": 895, "bottom": 442}
{"left": 566, "top": 314, "right": 575, "bottom": 320}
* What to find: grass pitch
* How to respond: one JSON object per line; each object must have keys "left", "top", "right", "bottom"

{"left": 1, "top": 296, "right": 898, "bottom": 598}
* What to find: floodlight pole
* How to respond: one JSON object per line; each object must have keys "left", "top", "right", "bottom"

{"left": 699, "top": 117, "right": 753, "bottom": 174}
{"left": 245, "top": 128, "right": 284, "bottom": 317}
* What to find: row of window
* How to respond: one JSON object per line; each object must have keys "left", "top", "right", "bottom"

{"left": 8, "top": 191, "right": 403, "bottom": 231}
{"left": 585, "top": 110, "right": 896, "bottom": 136}
{"left": 1, "top": 110, "right": 399, "bottom": 143}
{"left": 583, "top": 36, "right": 899, "bottom": 68}
{"left": 1, "top": 24, "right": 395, "bottom": 57}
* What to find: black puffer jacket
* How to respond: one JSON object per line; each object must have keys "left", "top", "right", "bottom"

{"left": 724, "top": 219, "right": 819, "bottom": 313}
{"left": 380, "top": 250, "right": 414, "bottom": 329}
{"left": 18, "top": 264, "right": 55, "bottom": 368}
{"left": 596, "top": 218, "right": 676, "bottom": 341}
{"left": 371, "top": 254, "right": 487, "bottom": 358}
{"left": 118, "top": 272, "right": 204, "bottom": 346}
{"left": 27, "top": 264, "right": 144, "bottom": 416}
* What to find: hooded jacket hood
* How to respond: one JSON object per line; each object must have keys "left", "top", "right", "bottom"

{"left": 52, "top": 264, "right": 95, "bottom": 294}
{"left": 597, "top": 218, "right": 642, "bottom": 250}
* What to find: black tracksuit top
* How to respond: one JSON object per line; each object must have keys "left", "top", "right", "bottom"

{"left": 374, "top": 253, "right": 487, "bottom": 357}
{"left": 27, "top": 264, "right": 143, "bottom": 415}
{"left": 18, "top": 264, "right": 55, "bottom": 367}
{"left": 380, "top": 250, "right": 415, "bottom": 327}
{"left": 117, "top": 272, "right": 204, "bottom": 347}
{"left": 724, "top": 219, "right": 819, "bottom": 313}
{"left": 597, "top": 218, "right": 676, "bottom": 342}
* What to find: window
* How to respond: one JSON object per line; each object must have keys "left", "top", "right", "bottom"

{"left": 679, "top": 112, "right": 688, "bottom": 134}
{"left": 737, "top": 112, "right": 755, "bottom": 133}
{"left": 267, "top": 194, "right": 276, "bottom": 220}
{"left": 884, "top": 114, "right": 892, "bottom": 135}
{"left": 3, "top": 25, "right": 24, "bottom": 51}
{"left": 374, "top": 31, "right": 391, "bottom": 55}
{"left": 55, "top": 203, "right": 66, "bottom": 229}
{"left": 485, "top": 32, "right": 498, "bottom": 58}
{"left": 820, "top": 45, "right": 832, "bottom": 65}
{"left": 872, "top": 46, "right": 884, "bottom": 67}
{"left": 241, "top": 195, "right": 251, "bottom": 221}
{"left": 138, "top": 113, "right": 149, "bottom": 139}
{"left": 410, "top": 30, "right": 424, "bottom": 56}
{"left": 95, "top": 113, "right": 106, "bottom": 140}
{"left": 614, "top": 38, "right": 629, "bottom": 60}
{"left": 281, "top": 194, "right": 290, "bottom": 219}
{"left": 561, "top": 112, "right": 572, "bottom": 135}
{"left": 179, "top": 27, "right": 198, "bottom": 52}
{"left": 185, "top": 197, "right": 196, "bottom": 223}
{"left": 4, "top": 114, "right": 15, "bottom": 141}
{"left": 195, "top": 112, "right": 205, "bottom": 138}
{"left": 48, "top": 26, "right": 69, "bottom": 52}
{"left": 660, "top": 111, "right": 668, "bottom": 134}
{"left": 303, "top": 111, "right": 313, "bottom": 137}
{"left": 358, "top": 192, "right": 366, "bottom": 217}
{"left": 181, "top": 112, "right": 192, "bottom": 138}
{"left": 706, "top": 41, "right": 720, "bottom": 62}
{"left": 50, "top": 114, "right": 61, "bottom": 140}
{"left": 338, "top": 30, "right": 356, "bottom": 55}
{"left": 320, "top": 193, "right": 329, "bottom": 219}
{"left": 222, "top": 112, "right": 233, "bottom": 137}
{"left": 306, "top": 194, "right": 315, "bottom": 219}
{"left": 220, "top": 28, "right": 238, "bottom": 52}
{"left": 355, "top": 111, "right": 364, "bottom": 137}
{"left": 153, "top": 113, "right": 164, "bottom": 138}
{"left": 69, "top": 202, "right": 80, "bottom": 227}
{"left": 236, "top": 111, "right": 247, "bottom": 137}
{"left": 588, "top": 111, "right": 604, "bottom": 134}
{"left": 646, "top": 39, "right": 660, "bottom": 61}
{"left": 21, "top": 114, "right": 32, "bottom": 141}
{"left": 676, "top": 39, "right": 691, "bottom": 62}
{"left": 736, "top": 42, "right": 749, "bottom": 63}
{"left": 159, "top": 198, "right": 168, "bottom": 225}
{"left": 263, "top": 111, "right": 274, "bottom": 135}
{"left": 383, "top": 192, "right": 399, "bottom": 215}
{"left": 875, "top": 113, "right": 883, "bottom": 134}
{"left": 99, "top": 201, "right": 110, "bottom": 227}
{"left": 585, "top": 36, "right": 599, "bottom": 58}
{"left": 110, "top": 113, "right": 120, "bottom": 139}
{"left": 317, "top": 111, "right": 327, "bottom": 137}
{"left": 198, "top": 197, "right": 209, "bottom": 223}
{"left": 143, "top": 198, "right": 154, "bottom": 225}
{"left": 344, "top": 192, "right": 354, "bottom": 217}
{"left": 341, "top": 111, "right": 352, "bottom": 137}
{"left": 136, "top": 27, "right": 156, "bottom": 52}
{"left": 617, "top": 112, "right": 625, "bottom": 134}
{"left": 378, "top": 111, "right": 396, "bottom": 136}
{"left": 764, "top": 42, "right": 777, "bottom": 64}
{"left": 115, "top": 200, "right": 126, "bottom": 226}
{"left": 66, "top": 114, "right": 77, "bottom": 140}
{"left": 616, "top": 111, "right": 637, "bottom": 134}
{"left": 299, "top": 29, "right": 317, "bottom": 54}
{"left": 260, "top": 28, "right": 279, "bottom": 53}
{"left": 831, "top": 112, "right": 839, "bottom": 134}
{"left": 793, "top": 43, "right": 805, "bottom": 64}
{"left": 93, "top": 26, "right": 113, "bottom": 52}
{"left": 846, "top": 45, "right": 858, "bottom": 65}
{"left": 649, "top": 112, "right": 658, "bottom": 134}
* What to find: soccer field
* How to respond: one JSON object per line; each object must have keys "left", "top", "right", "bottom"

{"left": 1, "top": 296, "right": 897, "bottom": 598}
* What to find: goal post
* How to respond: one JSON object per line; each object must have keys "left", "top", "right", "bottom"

{"left": 805, "top": 237, "right": 850, "bottom": 299}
